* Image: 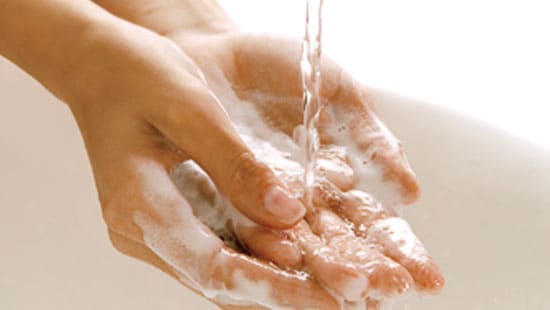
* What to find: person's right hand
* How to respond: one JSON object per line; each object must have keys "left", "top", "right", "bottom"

{"left": 1, "top": 0, "right": 339, "bottom": 308}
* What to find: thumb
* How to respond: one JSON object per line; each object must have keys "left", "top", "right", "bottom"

{"left": 147, "top": 80, "right": 305, "bottom": 229}
{"left": 222, "top": 150, "right": 306, "bottom": 228}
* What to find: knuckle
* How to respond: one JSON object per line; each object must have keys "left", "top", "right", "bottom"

{"left": 106, "top": 229, "right": 127, "bottom": 255}
{"left": 157, "top": 82, "right": 213, "bottom": 127}
{"left": 98, "top": 183, "right": 136, "bottom": 231}
{"left": 100, "top": 195, "right": 123, "bottom": 229}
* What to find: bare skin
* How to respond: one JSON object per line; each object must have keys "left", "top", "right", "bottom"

{"left": 0, "top": 0, "right": 443, "bottom": 308}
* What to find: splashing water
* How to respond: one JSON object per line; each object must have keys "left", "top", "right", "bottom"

{"left": 301, "top": 0, "right": 324, "bottom": 211}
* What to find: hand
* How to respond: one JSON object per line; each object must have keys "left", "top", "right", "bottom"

{"left": 43, "top": 16, "right": 336, "bottom": 310}
{"left": 89, "top": 0, "right": 444, "bottom": 306}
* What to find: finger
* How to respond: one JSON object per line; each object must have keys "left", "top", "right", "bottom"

{"left": 316, "top": 146, "right": 356, "bottom": 191}
{"left": 336, "top": 190, "right": 444, "bottom": 293}
{"left": 292, "top": 220, "right": 368, "bottom": 302}
{"left": 209, "top": 246, "right": 339, "bottom": 309}
{"left": 172, "top": 159, "right": 303, "bottom": 269}
{"left": 310, "top": 180, "right": 388, "bottom": 228}
{"left": 146, "top": 76, "right": 305, "bottom": 229}
{"left": 306, "top": 208, "right": 413, "bottom": 299}
{"left": 366, "top": 217, "right": 445, "bottom": 293}
{"left": 309, "top": 180, "right": 415, "bottom": 298}
{"left": 337, "top": 190, "right": 389, "bottom": 235}
{"left": 320, "top": 63, "right": 424, "bottom": 206}
{"left": 319, "top": 84, "right": 420, "bottom": 206}
{"left": 235, "top": 224, "right": 303, "bottom": 269}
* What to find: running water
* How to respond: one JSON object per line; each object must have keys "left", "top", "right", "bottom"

{"left": 300, "top": 0, "right": 324, "bottom": 211}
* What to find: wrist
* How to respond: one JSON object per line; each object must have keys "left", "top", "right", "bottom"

{"left": 0, "top": 0, "right": 120, "bottom": 103}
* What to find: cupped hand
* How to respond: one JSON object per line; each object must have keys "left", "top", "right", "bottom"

{"left": 163, "top": 30, "right": 444, "bottom": 304}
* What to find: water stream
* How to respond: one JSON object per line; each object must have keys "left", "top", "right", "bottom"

{"left": 300, "top": 0, "right": 324, "bottom": 211}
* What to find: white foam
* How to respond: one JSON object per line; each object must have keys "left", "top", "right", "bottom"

{"left": 215, "top": 269, "right": 291, "bottom": 310}
{"left": 170, "top": 161, "right": 226, "bottom": 232}
{"left": 170, "top": 160, "right": 256, "bottom": 246}
{"left": 133, "top": 211, "right": 221, "bottom": 288}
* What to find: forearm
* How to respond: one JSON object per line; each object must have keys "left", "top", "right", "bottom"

{"left": 92, "top": 0, "right": 235, "bottom": 39}
{"left": 0, "top": 0, "right": 116, "bottom": 102}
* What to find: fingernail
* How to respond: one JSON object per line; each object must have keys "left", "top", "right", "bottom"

{"left": 264, "top": 186, "right": 306, "bottom": 225}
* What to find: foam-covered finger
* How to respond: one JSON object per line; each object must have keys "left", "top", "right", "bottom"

{"left": 316, "top": 146, "right": 356, "bottom": 191}
{"left": 316, "top": 78, "right": 420, "bottom": 205}
{"left": 335, "top": 191, "right": 442, "bottom": 293}
{"left": 306, "top": 207, "right": 354, "bottom": 240}
{"left": 337, "top": 190, "right": 389, "bottom": 236}
{"left": 367, "top": 217, "right": 445, "bottom": 293}
{"left": 347, "top": 111, "right": 420, "bottom": 205}
{"left": 306, "top": 208, "right": 413, "bottom": 298}
{"left": 310, "top": 182, "right": 387, "bottom": 230}
{"left": 292, "top": 221, "right": 368, "bottom": 301}
{"left": 209, "top": 245, "right": 339, "bottom": 309}
{"left": 309, "top": 178, "right": 347, "bottom": 212}
{"left": 235, "top": 224, "right": 302, "bottom": 269}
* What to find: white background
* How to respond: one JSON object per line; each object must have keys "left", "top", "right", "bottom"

{"left": 221, "top": 0, "right": 550, "bottom": 149}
